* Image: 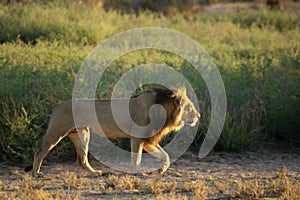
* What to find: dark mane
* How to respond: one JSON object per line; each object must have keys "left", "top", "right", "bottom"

{"left": 141, "top": 86, "right": 184, "bottom": 145}
{"left": 145, "top": 86, "right": 175, "bottom": 104}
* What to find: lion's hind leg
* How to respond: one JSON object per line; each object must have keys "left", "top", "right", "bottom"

{"left": 68, "top": 127, "right": 102, "bottom": 176}
{"left": 144, "top": 143, "right": 170, "bottom": 174}
{"left": 33, "top": 130, "right": 68, "bottom": 177}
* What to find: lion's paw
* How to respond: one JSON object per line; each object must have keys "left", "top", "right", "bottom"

{"left": 93, "top": 170, "right": 102, "bottom": 176}
{"left": 33, "top": 172, "right": 44, "bottom": 178}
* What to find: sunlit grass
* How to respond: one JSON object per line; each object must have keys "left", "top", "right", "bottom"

{"left": 0, "top": 3, "right": 299, "bottom": 162}
{"left": 0, "top": 167, "right": 299, "bottom": 199}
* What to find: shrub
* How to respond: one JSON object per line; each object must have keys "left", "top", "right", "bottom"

{"left": 0, "top": 3, "right": 299, "bottom": 163}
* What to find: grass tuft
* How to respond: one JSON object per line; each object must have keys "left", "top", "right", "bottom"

{"left": 0, "top": 2, "right": 299, "bottom": 162}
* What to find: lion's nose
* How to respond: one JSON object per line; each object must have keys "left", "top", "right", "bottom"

{"left": 197, "top": 112, "right": 201, "bottom": 119}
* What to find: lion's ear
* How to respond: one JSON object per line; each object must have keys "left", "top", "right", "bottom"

{"left": 178, "top": 87, "right": 186, "bottom": 95}
{"left": 171, "top": 87, "right": 185, "bottom": 105}
{"left": 177, "top": 94, "right": 183, "bottom": 105}
{"left": 172, "top": 92, "right": 183, "bottom": 105}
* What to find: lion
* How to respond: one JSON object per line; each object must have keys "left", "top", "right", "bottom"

{"left": 25, "top": 87, "right": 200, "bottom": 177}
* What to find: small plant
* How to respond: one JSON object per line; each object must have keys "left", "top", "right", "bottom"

{"left": 144, "top": 179, "right": 177, "bottom": 195}
{"left": 62, "top": 171, "right": 84, "bottom": 191}
{"left": 218, "top": 99, "right": 264, "bottom": 151}
{"left": 156, "top": 193, "right": 188, "bottom": 200}
{"left": 235, "top": 179, "right": 265, "bottom": 199}
{"left": 0, "top": 179, "right": 4, "bottom": 191}
{"left": 106, "top": 175, "right": 140, "bottom": 191}
{"left": 12, "top": 174, "right": 48, "bottom": 200}
{"left": 18, "top": 174, "right": 44, "bottom": 191}
{"left": 182, "top": 180, "right": 208, "bottom": 199}
{"left": 233, "top": 168, "right": 300, "bottom": 199}
{"left": 214, "top": 180, "right": 232, "bottom": 196}
{"left": 0, "top": 1, "right": 299, "bottom": 161}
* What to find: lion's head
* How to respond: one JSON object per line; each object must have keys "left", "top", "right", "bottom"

{"left": 143, "top": 86, "right": 200, "bottom": 144}
{"left": 148, "top": 86, "right": 200, "bottom": 127}
{"left": 169, "top": 87, "right": 200, "bottom": 128}
{"left": 179, "top": 88, "right": 201, "bottom": 127}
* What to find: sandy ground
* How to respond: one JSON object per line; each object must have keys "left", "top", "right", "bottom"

{"left": 0, "top": 142, "right": 299, "bottom": 199}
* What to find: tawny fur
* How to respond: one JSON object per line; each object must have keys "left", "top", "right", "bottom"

{"left": 26, "top": 87, "right": 200, "bottom": 176}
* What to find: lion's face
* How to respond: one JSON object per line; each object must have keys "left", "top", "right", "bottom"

{"left": 181, "top": 95, "right": 200, "bottom": 127}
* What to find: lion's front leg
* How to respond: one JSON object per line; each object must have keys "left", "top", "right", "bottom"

{"left": 144, "top": 143, "right": 170, "bottom": 174}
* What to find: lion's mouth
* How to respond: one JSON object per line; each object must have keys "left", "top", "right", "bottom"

{"left": 188, "top": 120, "right": 198, "bottom": 127}
{"left": 186, "top": 115, "right": 200, "bottom": 127}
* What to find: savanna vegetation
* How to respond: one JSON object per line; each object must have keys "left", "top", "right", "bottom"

{"left": 0, "top": 1, "right": 299, "bottom": 163}
{"left": 0, "top": 1, "right": 300, "bottom": 199}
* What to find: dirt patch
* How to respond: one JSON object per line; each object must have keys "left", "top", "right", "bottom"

{"left": 0, "top": 144, "right": 299, "bottom": 199}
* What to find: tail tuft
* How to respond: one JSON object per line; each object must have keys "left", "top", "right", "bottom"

{"left": 24, "top": 165, "right": 33, "bottom": 172}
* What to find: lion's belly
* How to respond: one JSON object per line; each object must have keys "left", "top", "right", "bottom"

{"left": 90, "top": 120, "right": 131, "bottom": 139}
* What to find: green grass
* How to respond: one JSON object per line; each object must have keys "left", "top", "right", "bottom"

{"left": 0, "top": 3, "right": 299, "bottom": 161}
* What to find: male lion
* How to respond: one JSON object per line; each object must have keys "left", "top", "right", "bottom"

{"left": 25, "top": 87, "right": 200, "bottom": 177}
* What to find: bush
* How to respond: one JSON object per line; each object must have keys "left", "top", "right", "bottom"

{"left": 0, "top": 3, "right": 299, "bottom": 162}
{"left": 232, "top": 10, "right": 300, "bottom": 32}
{"left": 103, "top": 0, "right": 199, "bottom": 16}
{"left": 0, "top": 41, "right": 85, "bottom": 161}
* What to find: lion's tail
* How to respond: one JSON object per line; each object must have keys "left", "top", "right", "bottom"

{"left": 24, "top": 165, "right": 33, "bottom": 172}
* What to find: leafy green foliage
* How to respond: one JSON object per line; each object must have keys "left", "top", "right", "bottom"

{"left": 232, "top": 10, "right": 300, "bottom": 32}
{"left": 0, "top": 3, "right": 299, "bottom": 162}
